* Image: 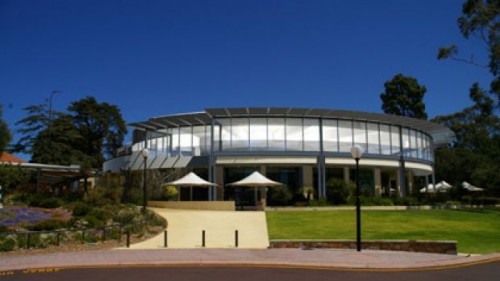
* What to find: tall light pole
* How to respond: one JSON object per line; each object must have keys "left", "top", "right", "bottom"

{"left": 351, "top": 145, "right": 364, "bottom": 252}
{"left": 48, "top": 90, "right": 60, "bottom": 143}
{"left": 141, "top": 148, "right": 149, "bottom": 213}
{"left": 48, "top": 90, "right": 60, "bottom": 127}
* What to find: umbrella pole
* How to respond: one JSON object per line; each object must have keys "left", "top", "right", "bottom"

{"left": 254, "top": 187, "right": 257, "bottom": 208}
{"left": 190, "top": 187, "right": 193, "bottom": 201}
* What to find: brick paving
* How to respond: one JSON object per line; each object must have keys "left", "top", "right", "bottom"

{"left": 1, "top": 248, "right": 499, "bottom": 271}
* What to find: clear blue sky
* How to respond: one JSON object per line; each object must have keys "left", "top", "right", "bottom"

{"left": 0, "top": 0, "right": 493, "bottom": 151}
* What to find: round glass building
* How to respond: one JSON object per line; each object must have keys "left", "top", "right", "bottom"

{"left": 104, "top": 107, "right": 455, "bottom": 207}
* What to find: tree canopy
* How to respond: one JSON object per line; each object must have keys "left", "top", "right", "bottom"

{"left": 433, "top": 84, "right": 500, "bottom": 195}
{"left": 438, "top": 0, "right": 500, "bottom": 106}
{"left": 13, "top": 96, "right": 127, "bottom": 169}
{"left": 0, "top": 105, "right": 12, "bottom": 154}
{"left": 380, "top": 73, "right": 428, "bottom": 119}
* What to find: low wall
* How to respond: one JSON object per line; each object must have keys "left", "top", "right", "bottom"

{"left": 148, "top": 200, "right": 235, "bottom": 211}
{"left": 269, "top": 239, "right": 457, "bottom": 255}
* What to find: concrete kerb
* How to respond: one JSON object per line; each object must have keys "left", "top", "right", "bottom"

{"left": 0, "top": 249, "right": 499, "bottom": 272}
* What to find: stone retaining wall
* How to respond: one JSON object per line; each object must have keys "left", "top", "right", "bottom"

{"left": 270, "top": 239, "right": 457, "bottom": 255}
{"left": 148, "top": 200, "right": 235, "bottom": 211}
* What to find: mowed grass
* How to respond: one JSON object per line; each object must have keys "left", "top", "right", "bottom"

{"left": 266, "top": 209, "right": 500, "bottom": 254}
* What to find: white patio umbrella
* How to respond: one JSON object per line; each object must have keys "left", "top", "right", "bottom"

{"left": 420, "top": 181, "right": 452, "bottom": 193}
{"left": 164, "top": 172, "right": 218, "bottom": 201}
{"left": 227, "top": 171, "right": 285, "bottom": 209}
{"left": 462, "top": 181, "right": 484, "bottom": 192}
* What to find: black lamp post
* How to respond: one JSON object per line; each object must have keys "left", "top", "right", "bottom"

{"left": 351, "top": 145, "right": 364, "bottom": 252}
{"left": 141, "top": 148, "right": 149, "bottom": 213}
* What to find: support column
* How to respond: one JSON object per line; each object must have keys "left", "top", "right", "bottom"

{"left": 374, "top": 168, "right": 382, "bottom": 196}
{"left": 216, "top": 166, "right": 224, "bottom": 201}
{"left": 343, "top": 167, "right": 350, "bottom": 186}
{"left": 398, "top": 126, "right": 407, "bottom": 197}
{"left": 408, "top": 171, "right": 414, "bottom": 195}
{"left": 209, "top": 119, "right": 216, "bottom": 201}
{"left": 303, "top": 166, "right": 314, "bottom": 200}
{"left": 396, "top": 168, "right": 402, "bottom": 196}
{"left": 259, "top": 166, "right": 267, "bottom": 209}
{"left": 317, "top": 155, "right": 326, "bottom": 199}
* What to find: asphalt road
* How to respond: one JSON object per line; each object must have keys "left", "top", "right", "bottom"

{"left": 3, "top": 261, "right": 500, "bottom": 281}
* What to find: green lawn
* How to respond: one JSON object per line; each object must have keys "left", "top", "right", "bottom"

{"left": 266, "top": 209, "right": 500, "bottom": 254}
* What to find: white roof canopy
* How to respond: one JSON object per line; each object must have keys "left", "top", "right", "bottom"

{"left": 227, "top": 171, "right": 285, "bottom": 187}
{"left": 462, "top": 182, "right": 484, "bottom": 192}
{"left": 164, "top": 172, "right": 218, "bottom": 187}
{"left": 420, "top": 181, "right": 452, "bottom": 193}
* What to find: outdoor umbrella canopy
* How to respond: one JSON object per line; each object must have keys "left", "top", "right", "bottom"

{"left": 165, "top": 172, "right": 218, "bottom": 187}
{"left": 462, "top": 181, "right": 484, "bottom": 192}
{"left": 164, "top": 172, "right": 218, "bottom": 201}
{"left": 227, "top": 171, "right": 285, "bottom": 210}
{"left": 227, "top": 171, "right": 284, "bottom": 187}
{"left": 420, "top": 181, "right": 452, "bottom": 193}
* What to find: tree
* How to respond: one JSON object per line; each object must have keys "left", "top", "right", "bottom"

{"left": 380, "top": 73, "right": 428, "bottom": 119}
{"left": 0, "top": 105, "right": 12, "bottom": 154}
{"left": 432, "top": 83, "right": 500, "bottom": 195}
{"left": 31, "top": 114, "right": 87, "bottom": 165}
{"left": 14, "top": 96, "right": 127, "bottom": 169}
{"left": 438, "top": 0, "right": 500, "bottom": 106}
{"left": 11, "top": 103, "right": 59, "bottom": 155}
{"left": 67, "top": 96, "right": 127, "bottom": 168}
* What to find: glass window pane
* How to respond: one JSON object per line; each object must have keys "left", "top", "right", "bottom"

{"left": 391, "top": 125, "right": 400, "bottom": 156}
{"left": 219, "top": 119, "right": 231, "bottom": 151}
{"left": 402, "top": 128, "right": 410, "bottom": 157}
{"left": 286, "top": 118, "right": 303, "bottom": 151}
{"left": 231, "top": 118, "right": 249, "bottom": 151}
{"left": 268, "top": 118, "right": 285, "bottom": 151}
{"left": 410, "top": 129, "right": 418, "bottom": 158}
{"left": 323, "top": 119, "right": 338, "bottom": 152}
{"left": 180, "top": 127, "right": 193, "bottom": 156}
{"left": 304, "top": 119, "right": 320, "bottom": 151}
{"left": 250, "top": 118, "right": 267, "bottom": 150}
{"left": 213, "top": 125, "right": 220, "bottom": 152}
{"left": 192, "top": 126, "right": 206, "bottom": 156}
{"left": 353, "top": 121, "right": 367, "bottom": 151}
{"left": 379, "top": 124, "right": 391, "bottom": 155}
{"left": 338, "top": 120, "right": 352, "bottom": 152}
{"left": 367, "top": 123, "right": 380, "bottom": 154}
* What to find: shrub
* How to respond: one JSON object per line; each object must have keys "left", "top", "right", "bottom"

{"left": 0, "top": 237, "right": 16, "bottom": 251}
{"left": 308, "top": 199, "right": 331, "bottom": 206}
{"left": 70, "top": 202, "right": 92, "bottom": 217}
{"left": 28, "top": 219, "right": 68, "bottom": 231}
{"left": 113, "top": 209, "right": 137, "bottom": 225}
{"left": 268, "top": 187, "right": 293, "bottom": 206}
{"left": 164, "top": 185, "right": 179, "bottom": 201}
{"left": 29, "top": 197, "right": 62, "bottom": 209}
{"left": 360, "top": 196, "right": 394, "bottom": 206}
{"left": 83, "top": 208, "right": 111, "bottom": 227}
{"left": 393, "top": 196, "right": 419, "bottom": 206}
{"left": 327, "top": 178, "right": 351, "bottom": 205}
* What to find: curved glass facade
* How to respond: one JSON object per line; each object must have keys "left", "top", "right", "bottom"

{"left": 132, "top": 117, "right": 434, "bottom": 162}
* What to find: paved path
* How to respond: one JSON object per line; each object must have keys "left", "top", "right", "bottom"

{"left": 1, "top": 249, "right": 499, "bottom": 272}
{"left": 127, "top": 208, "right": 269, "bottom": 249}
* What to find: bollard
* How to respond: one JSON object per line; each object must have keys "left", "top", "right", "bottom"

{"left": 164, "top": 230, "right": 168, "bottom": 248}
{"left": 126, "top": 230, "right": 130, "bottom": 248}
{"left": 26, "top": 233, "right": 31, "bottom": 249}
{"left": 202, "top": 230, "right": 205, "bottom": 247}
{"left": 56, "top": 232, "right": 61, "bottom": 246}
{"left": 235, "top": 230, "right": 239, "bottom": 248}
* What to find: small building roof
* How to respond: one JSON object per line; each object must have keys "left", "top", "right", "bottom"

{"left": 0, "top": 152, "right": 26, "bottom": 164}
